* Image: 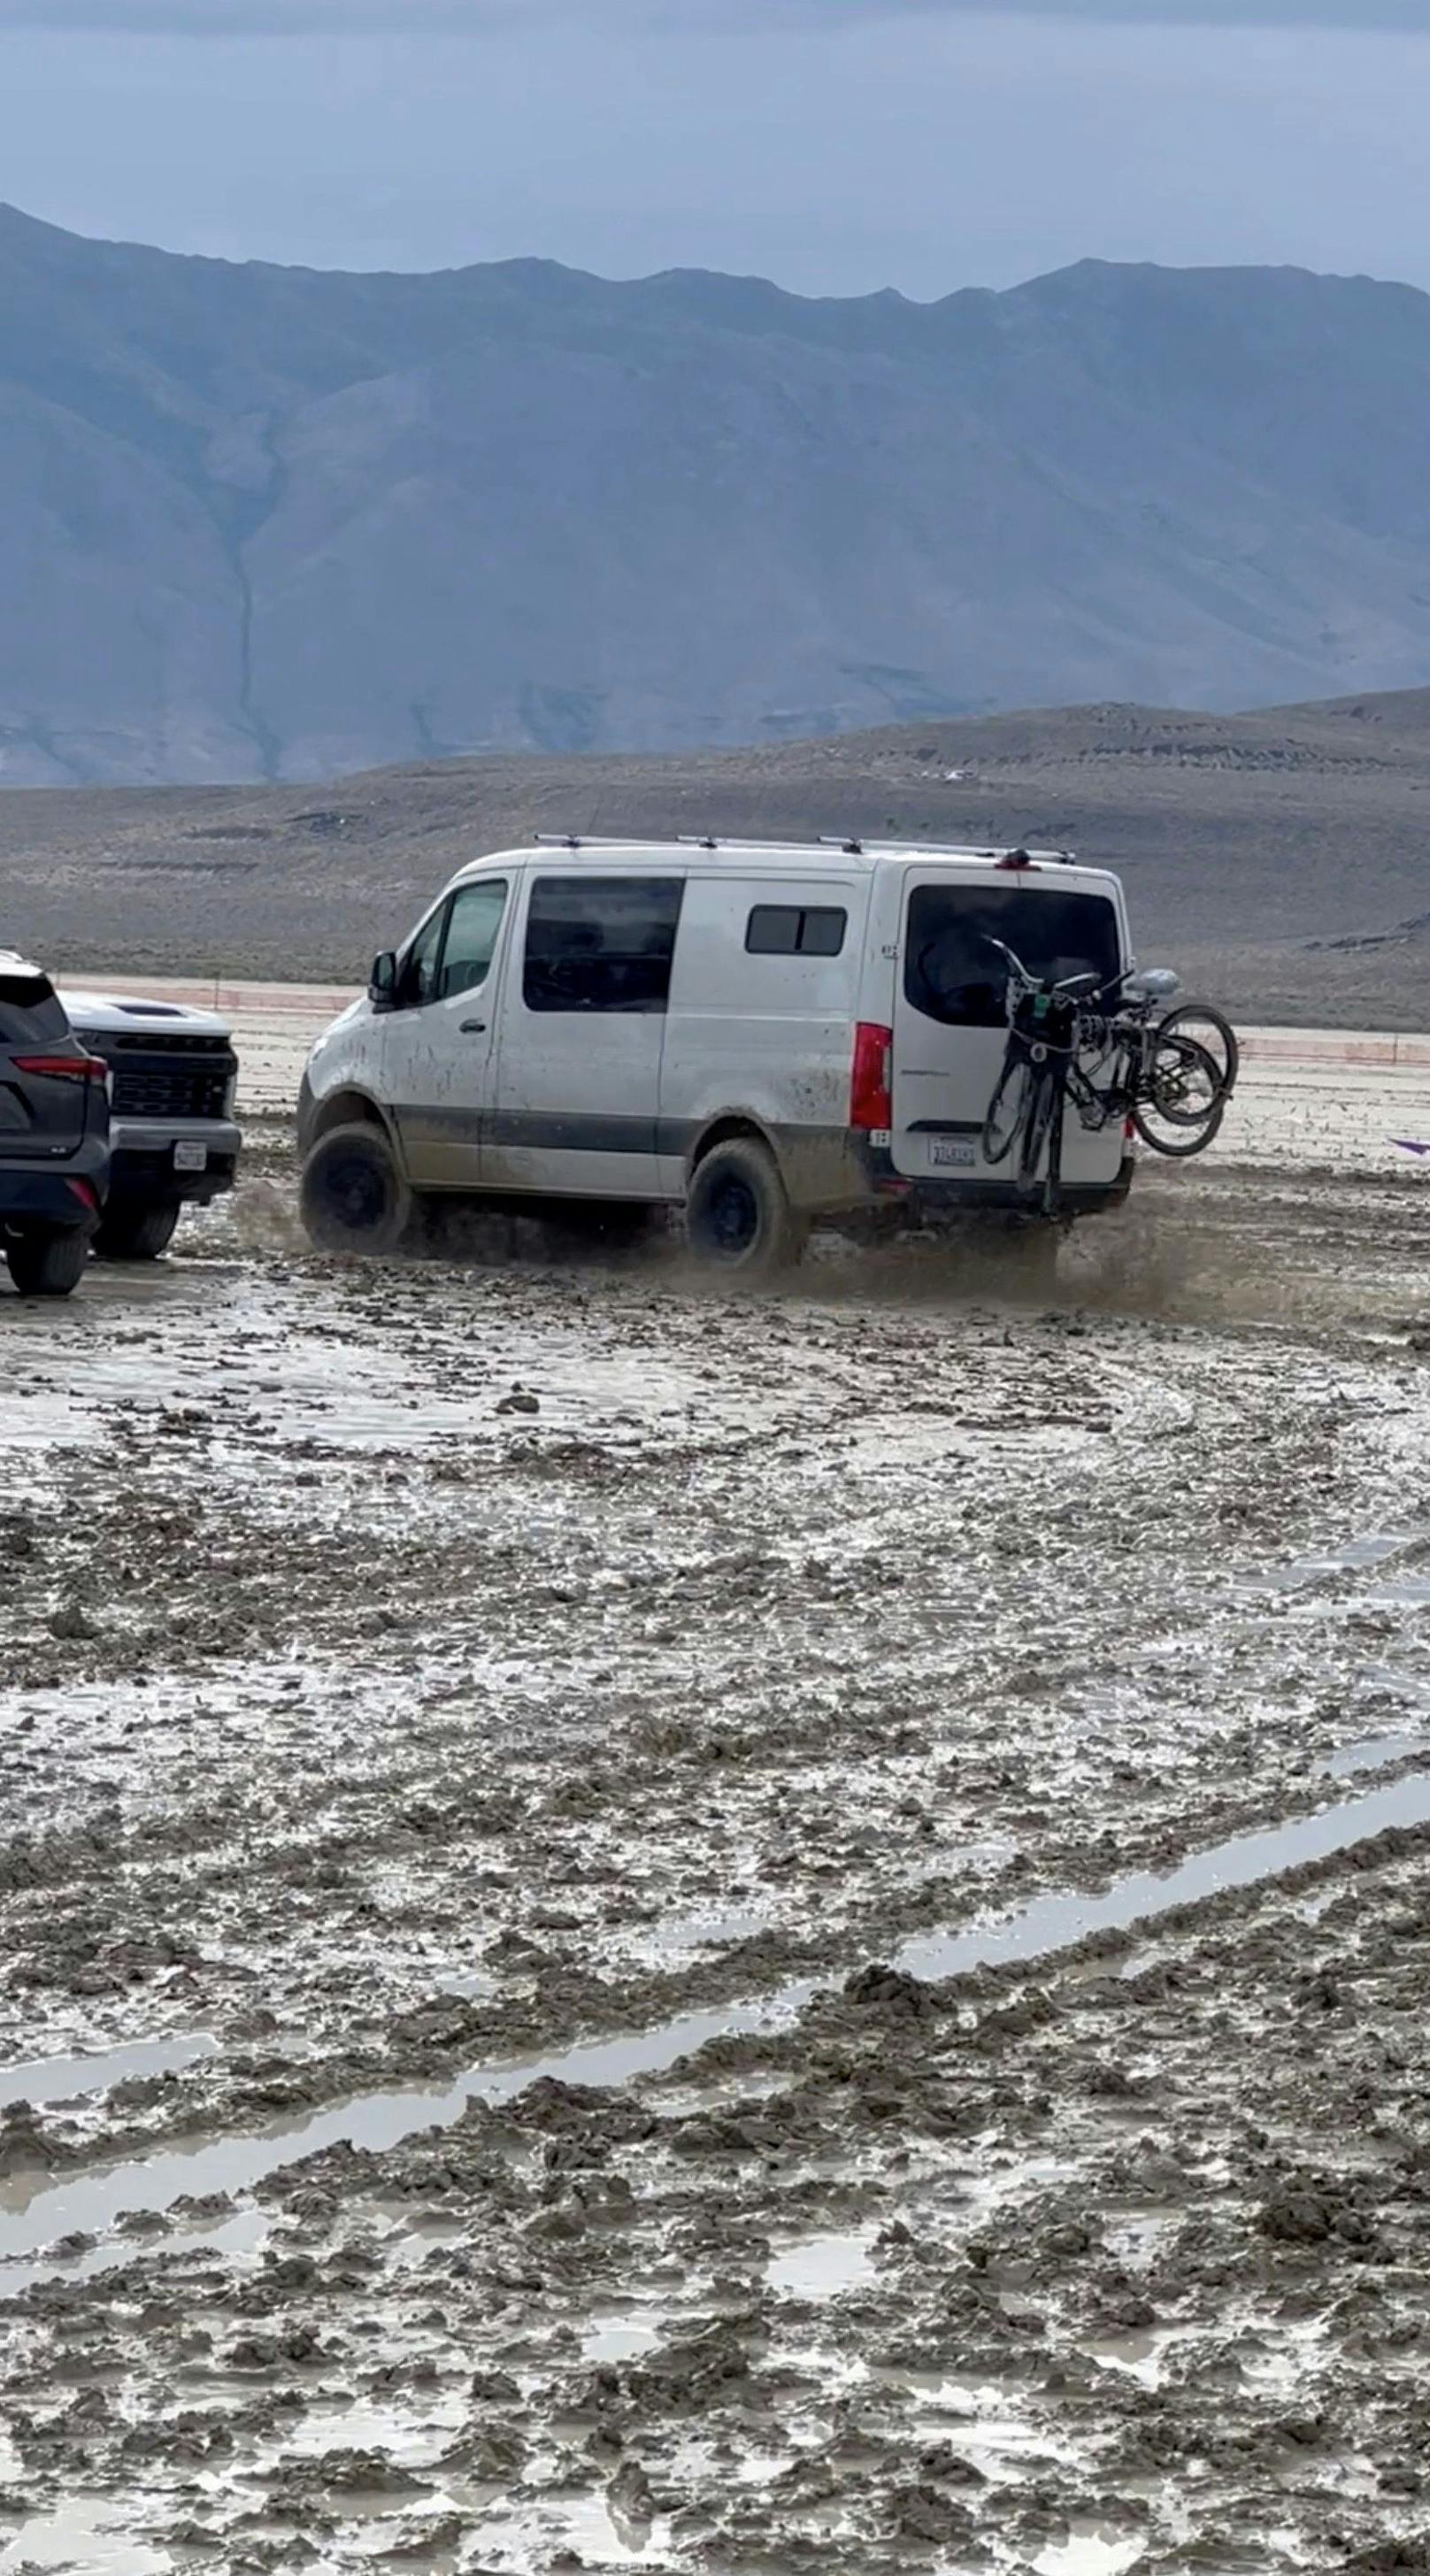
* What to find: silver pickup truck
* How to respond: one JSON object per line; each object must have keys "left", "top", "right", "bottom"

{"left": 58, "top": 988, "right": 242, "bottom": 1259}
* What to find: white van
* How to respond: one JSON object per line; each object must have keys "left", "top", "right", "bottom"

{"left": 297, "top": 835, "right": 1135, "bottom": 1273}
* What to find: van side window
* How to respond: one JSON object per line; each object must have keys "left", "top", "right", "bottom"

{"left": 435, "top": 880, "right": 508, "bottom": 1000}
{"left": 524, "top": 876, "right": 685, "bottom": 1015}
{"left": 399, "top": 905, "right": 447, "bottom": 1009}
{"left": 745, "top": 905, "right": 847, "bottom": 957}
{"left": 903, "top": 888, "right": 1120, "bottom": 1029}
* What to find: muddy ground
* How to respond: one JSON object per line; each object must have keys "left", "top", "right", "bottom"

{"left": 3, "top": 1104, "right": 1430, "bottom": 2572}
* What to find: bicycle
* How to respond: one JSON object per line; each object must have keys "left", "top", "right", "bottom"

{"left": 980, "top": 941, "right": 1234, "bottom": 1215}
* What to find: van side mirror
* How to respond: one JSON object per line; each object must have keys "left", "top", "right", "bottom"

{"left": 369, "top": 950, "right": 398, "bottom": 1010}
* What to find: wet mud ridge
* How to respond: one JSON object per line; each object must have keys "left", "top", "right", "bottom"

{"left": 1, "top": 1140, "right": 1429, "bottom": 2571}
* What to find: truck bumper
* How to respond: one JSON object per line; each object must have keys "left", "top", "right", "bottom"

{"left": 108, "top": 1119, "right": 243, "bottom": 1206}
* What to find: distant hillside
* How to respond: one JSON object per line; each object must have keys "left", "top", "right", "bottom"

{"left": 5, "top": 207, "right": 1430, "bottom": 784}
{"left": 4, "top": 685, "right": 1430, "bottom": 1027}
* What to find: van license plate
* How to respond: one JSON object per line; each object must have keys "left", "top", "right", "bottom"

{"left": 173, "top": 1142, "right": 208, "bottom": 1173}
{"left": 930, "top": 1136, "right": 976, "bottom": 1170}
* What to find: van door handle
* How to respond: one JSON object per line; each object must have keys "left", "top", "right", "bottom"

{"left": 460, "top": 1018, "right": 487, "bottom": 1034}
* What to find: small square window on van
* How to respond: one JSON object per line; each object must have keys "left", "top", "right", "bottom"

{"left": 746, "top": 905, "right": 847, "bottom": 957}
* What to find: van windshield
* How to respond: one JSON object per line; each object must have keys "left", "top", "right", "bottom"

{"left": 903, "top": 885, "right": 1121, "bottom": 1029}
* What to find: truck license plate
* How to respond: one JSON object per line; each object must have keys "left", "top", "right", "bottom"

{"left": 930, "top": 1136, "right": 976, "bottom": 1170}
{"left": 173, "top": 1142, "right": 208, "bottom": 1173}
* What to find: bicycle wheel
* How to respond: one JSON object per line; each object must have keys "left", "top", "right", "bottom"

{"left": 1158, "top": 1001, "right": 1239, "bottom": 1097}
{"left": 1019, "top": 1065, "right": 1059, "bottom": 1196}
{"left": 983, "top": 1053, "right": 1034, "bottom": 1165}
{"left": 1134, "top": 1035, "right": 1226, "bottom": 1157}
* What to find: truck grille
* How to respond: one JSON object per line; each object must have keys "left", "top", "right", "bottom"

{"left": 87, "top": 1033, "right": 236, "bottom": 1122}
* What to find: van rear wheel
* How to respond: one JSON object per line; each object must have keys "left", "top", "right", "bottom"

{"left": 300, "top": 1122, "right": 412, "bottom": 1257}
{"left": 685, "top": 1138, "right": 805, "bottom": 1283}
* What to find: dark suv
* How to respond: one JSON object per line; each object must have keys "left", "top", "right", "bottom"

{"left": 0, "top": 951, "right": 111, "bottom": 1296}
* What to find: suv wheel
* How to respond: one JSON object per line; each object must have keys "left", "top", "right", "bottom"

{"left": 5, "top": 1226, "right": 90, "bottom": 1299}
{"left": 685, "top": 1138, "right": 806, "bottom": 1281}
{"left": 300, "top": 1122, "right": 412, "bottom": 1257}
{"left": 95, "top": 1203, "right": 181, "bottom": 1263}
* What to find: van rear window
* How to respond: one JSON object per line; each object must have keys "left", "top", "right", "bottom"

{"left": 746, "top": 905, "right": 847, "bottom": 957}
{"left": 0, "top": 973, "right": 68, "bottom": 1049}
{"left": 903, "top": 886, "right": 1121, "bottom": 1029}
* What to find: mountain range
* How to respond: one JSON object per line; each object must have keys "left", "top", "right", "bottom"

{"left": 4, "top": 205, "right": 1430, "bottom": 788}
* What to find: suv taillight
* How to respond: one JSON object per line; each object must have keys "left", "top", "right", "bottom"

{"left": 13, "top": 1053, "right": 111, "bottom": 1088}
{"left": 850, "top": 1022, "right": 893, "bottom": 1132}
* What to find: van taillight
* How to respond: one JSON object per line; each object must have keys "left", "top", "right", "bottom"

{"left": 850, "top": 1023, "right": 893, "bottom": 1131}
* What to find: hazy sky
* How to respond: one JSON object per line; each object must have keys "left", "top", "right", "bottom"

{"left": 0, "top": 1, "right": 1426, "bottom": 296}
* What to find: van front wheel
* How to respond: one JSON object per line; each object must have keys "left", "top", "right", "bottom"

{"left": 300, "top": 1123, "right": 412, "bottom": 1257}
{"left": 685, "top": 1138, "right": 806, "bottom": 1282}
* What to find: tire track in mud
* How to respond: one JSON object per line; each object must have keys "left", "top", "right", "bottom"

{"left": 4, "top": 1770, "right": 1430, "bottom": 2288}
{"left": 6, "top": 1796, "right": 1430, "bottom": 2575}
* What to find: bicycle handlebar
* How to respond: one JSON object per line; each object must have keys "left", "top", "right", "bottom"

{"left": 983, "top": 936, "right": 1116, "bottom": 1009}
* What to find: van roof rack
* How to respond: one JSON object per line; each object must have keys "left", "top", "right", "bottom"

{"left": 530, "top": 831, "right": 1079, "bottom": 865}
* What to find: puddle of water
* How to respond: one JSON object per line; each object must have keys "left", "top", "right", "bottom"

{"left": 281, "top": 2394, "right": 465, "bottom": 2467}
{"left": 428, "top": 1967, "right": 500, "bottom": 2003}
{"left": 580, "top": 2311, "right": 668, "bottom": 2364}
{"left": 767, "top": 2227, "right": 877, "bottom": 2303}
{"left": 1085, "top": 2324, "right": 1202, "bottom": 2388}
{"left": 897, "top": 1768, "right": 1430, "bottom": 1983}
{"left": 0, "top": 2500, "right": 170, "bottom": 2576}
{"left": 447, "top": 2489, "right": 655, "bottom": 2567}
{"left": 1036, "top": 2530, "right": 1145, "bottom": 2576}
{"left": 0, "top": 2209, "right": 266, "bottom": 2303}
{"left": 639, "top": 1903, "right": 770, "bottom": 1964}
{"left": 1321, "top": 1730, "right": 1430, "bottom": 1780}
{"left": 1103, "top": 2206, "right": 1180, "bottom": 2264}
{"left": 921, "top": 2393, "right": 1074, "bottom": 2483}
{"left": 1297, "top": 1534, "right": 1418, "bottom": 1574}
{"left": 1237, "top": 1532, "right": 1419, "bottom": 1598}
{"left": 0, "top": 2034, "right": 214, "bottom": 2113}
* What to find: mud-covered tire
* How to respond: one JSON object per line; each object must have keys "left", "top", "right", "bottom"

{"left": 685, "top": 1138, "right": 806, "bottom": 1282}
{"left": 94, "top": 1202, "right": 181, "bottom": 1262}
{"left": 300, "top": 1122, "right": 412, "bottom": 1257}
{"left": 4, "top": 1226, "right": 90, "bottom": 1298}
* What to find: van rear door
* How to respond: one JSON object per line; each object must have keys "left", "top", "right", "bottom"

{"left": 891, "top": 871, "right": 1127, "bottom": 1190}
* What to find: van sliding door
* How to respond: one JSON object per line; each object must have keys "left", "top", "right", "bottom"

{"left": 489, "top": 873, "right": 685, "bottom": 1198}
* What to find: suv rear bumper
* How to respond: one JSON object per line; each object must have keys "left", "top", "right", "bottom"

{"left": 0, "top": 1140, "right": 109, "bottom": 1231}
{"left": 108, "top": 1118, "right": 242, "bottom": 1206}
